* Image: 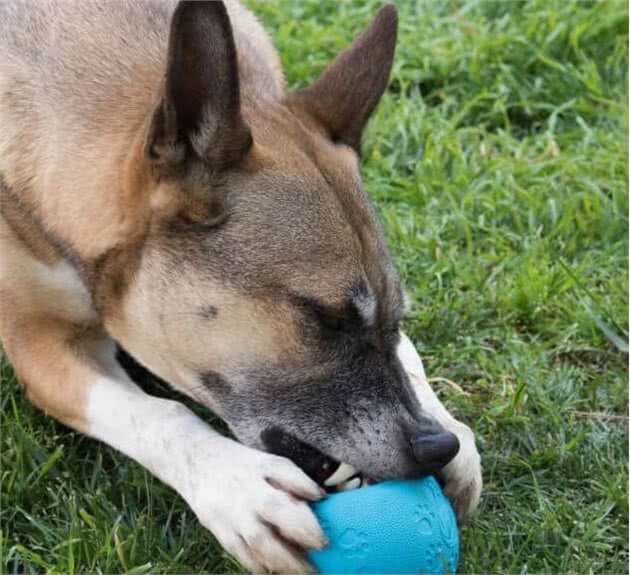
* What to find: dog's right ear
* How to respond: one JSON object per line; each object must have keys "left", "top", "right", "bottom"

{"left": 145, "top": 1, "right": 252, "bottom": 176}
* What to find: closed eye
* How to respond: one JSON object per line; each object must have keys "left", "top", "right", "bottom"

{"left": 313, "top": 305, "right": 351, "bottom": 332}
{"left": 291, "top": 295, "right": 358, "bottom": 334}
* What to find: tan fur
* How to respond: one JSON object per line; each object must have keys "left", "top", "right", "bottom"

{"left": 0, "top": 191, "right": 60, "bottom": 267}
{"left": 0, "top": 0, "right": 278, "bottom": 258}
{"left": 0, "top": 213, "right": 97, "bottom": 430}
{"left": 0, "top": 0, "right": 296, "bottom": 393}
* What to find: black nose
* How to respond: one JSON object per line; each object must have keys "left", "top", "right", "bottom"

{"left": 411, "top": 431, "right": 460, "bottom": 473}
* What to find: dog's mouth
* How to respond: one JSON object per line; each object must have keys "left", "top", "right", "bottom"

{"left": 261, "top": 427, "right": 372, "bottom": 492}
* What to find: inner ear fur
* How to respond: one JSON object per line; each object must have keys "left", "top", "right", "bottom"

{"left": 145, "top": 0, "right": 252, "bottom": 176}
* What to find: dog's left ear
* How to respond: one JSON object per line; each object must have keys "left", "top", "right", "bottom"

{"left": 288, "top": 4, "right": 397, "bottom": 154}
{"left": 146, "top": 0, "right": 252, "bottom": 174}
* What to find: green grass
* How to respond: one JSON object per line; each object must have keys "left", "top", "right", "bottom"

{"left": 2, "top": 0, "right": 628, "bottom": 573}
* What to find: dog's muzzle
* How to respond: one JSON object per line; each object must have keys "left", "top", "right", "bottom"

{"left": 261, "top": 426, "right": 460, "bottom": 492}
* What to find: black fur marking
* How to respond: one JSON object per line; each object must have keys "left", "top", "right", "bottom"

{"left": 261, "top": 427, "right": 339, "bottom": 486}
{"left": 200, "top": 370, "right": 231, "bottom": 393}
{"left": 199, "top": 305, "right": 219, "bottom": 320}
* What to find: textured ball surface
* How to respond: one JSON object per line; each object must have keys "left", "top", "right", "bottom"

{"left": 308, "top": 476, "right": 458, "bottom": 574}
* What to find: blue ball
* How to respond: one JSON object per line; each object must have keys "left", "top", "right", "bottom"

{"left": 308, "top": 476, "right": 458, "bottom": 574}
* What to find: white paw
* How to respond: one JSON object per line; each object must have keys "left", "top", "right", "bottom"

{"left": 440, "top": 420, "right": 482, "bottom": 523}
{"left": 397, "top": 332, "right": 482, "bottom": 522}
{"left": 182, "top": 441, "right": 328, "bottom": 574}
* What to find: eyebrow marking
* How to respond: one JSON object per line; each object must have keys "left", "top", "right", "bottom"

{"left": 351, "top": 282, "right": 377, "bottom": 326}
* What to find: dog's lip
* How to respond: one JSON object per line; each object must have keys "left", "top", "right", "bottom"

{"left": 261, "top": 426, "right": 340, "bottom": 485}
{"left": 260, "top": 426, "right": 377, "bottom": 487}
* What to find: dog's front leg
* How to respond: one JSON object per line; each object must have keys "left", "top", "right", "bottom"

{"left": 398, "top": 333, "right": 482, "bottom": 522}
{"left": 3, "top": 325, "right": 327, "bottom": 574}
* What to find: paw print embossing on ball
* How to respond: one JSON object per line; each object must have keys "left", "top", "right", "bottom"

{"left": 423, "top": 540, "right": 443, "bottom": 573}
{"left": 412, "top": 502, "right": 436, "bottom": 536}
{"left": 338, "top": 527, "right": 369, "bottom": 559}
{"left": 422, "top": 538, "right": 457, "bottom": 574}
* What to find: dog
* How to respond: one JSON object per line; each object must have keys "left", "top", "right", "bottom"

{"left": 0, "top": 1, "right": 482, "bottom": 572}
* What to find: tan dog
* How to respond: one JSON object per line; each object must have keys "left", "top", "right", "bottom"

{"left": 0, "top": 1, "right": 481, "bottom": 572}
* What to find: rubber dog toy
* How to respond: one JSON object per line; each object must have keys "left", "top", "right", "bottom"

{"left": 308, "top": 476, "right": 459, "bottom": 574}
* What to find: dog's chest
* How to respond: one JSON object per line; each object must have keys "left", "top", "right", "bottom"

{"left": 1, "top": 212, "right": 96, "bottom": 325}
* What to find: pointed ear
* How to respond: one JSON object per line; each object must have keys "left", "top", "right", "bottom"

{"left": 146, "top": 0, "right": 252, "bottom": 173}
{"left": 288, "top": 4, "right": 397, "bottom": 153}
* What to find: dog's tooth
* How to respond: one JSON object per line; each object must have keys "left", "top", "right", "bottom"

{"left": 338, "top": 477, "right": 362, "bottom": 491}
{"left": 324, "top": 463, "right": 357, "bottom": 486}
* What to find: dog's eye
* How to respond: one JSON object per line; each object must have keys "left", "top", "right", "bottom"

{"left": 291, "top": 294, "right": 362, "bottom": 337}
{"left": 315, "top": 308, "right": 346, "bottom": 333}
{"left": 303, "top": 300, "right": 342, "bottom": 332}
{"left": 294, "top": 297, "right": 350, "bottom": 334}
{"left": 174, "top": 210, "right": 229, "bottom": 231}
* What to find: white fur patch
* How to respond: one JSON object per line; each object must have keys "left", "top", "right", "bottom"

{"left": 398, "top": 332, "right": 482, "bottom": 519}
{"left": 352, "top": 286, "right": 377, "bottom": 325}
{"left": 87, "top": 375, "right": 212, "bottom": 494}
{"left": 397, "top": 332, "right": 429, "bottom": 382}
{"left": 0, "top": 219, "right": 95, "bottom": 323}
{"left": 34, "top": 259, "right": 94, "bottom": 321}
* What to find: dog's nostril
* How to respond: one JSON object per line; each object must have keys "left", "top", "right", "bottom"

{"left": 411, "top": 431, "right": 460, "bottom": 469}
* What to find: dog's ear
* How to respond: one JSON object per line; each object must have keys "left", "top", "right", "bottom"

{"left": 288, "top": 4, "right": 397, "bottom": 154}
{"left": 146, "top": 0, "right": 252, "bottom": 174}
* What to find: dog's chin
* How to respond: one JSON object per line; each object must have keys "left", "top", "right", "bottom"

{"left": 260, "top": 427, "right": 373, "bottom": 492}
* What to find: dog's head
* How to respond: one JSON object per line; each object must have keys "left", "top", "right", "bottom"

{"left": 101, "top": 2, "right": 458, "bottom": 482}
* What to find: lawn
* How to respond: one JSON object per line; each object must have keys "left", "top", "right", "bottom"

{"left": 1, "top": 0, "right": 628, "bottom": 573}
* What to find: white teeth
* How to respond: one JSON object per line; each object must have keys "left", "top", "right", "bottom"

{"left": 338, "top": 477, "right": 362, "bottom": 491}
{"left": 324, "top": 462, "right": 357, "bottom": 486}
